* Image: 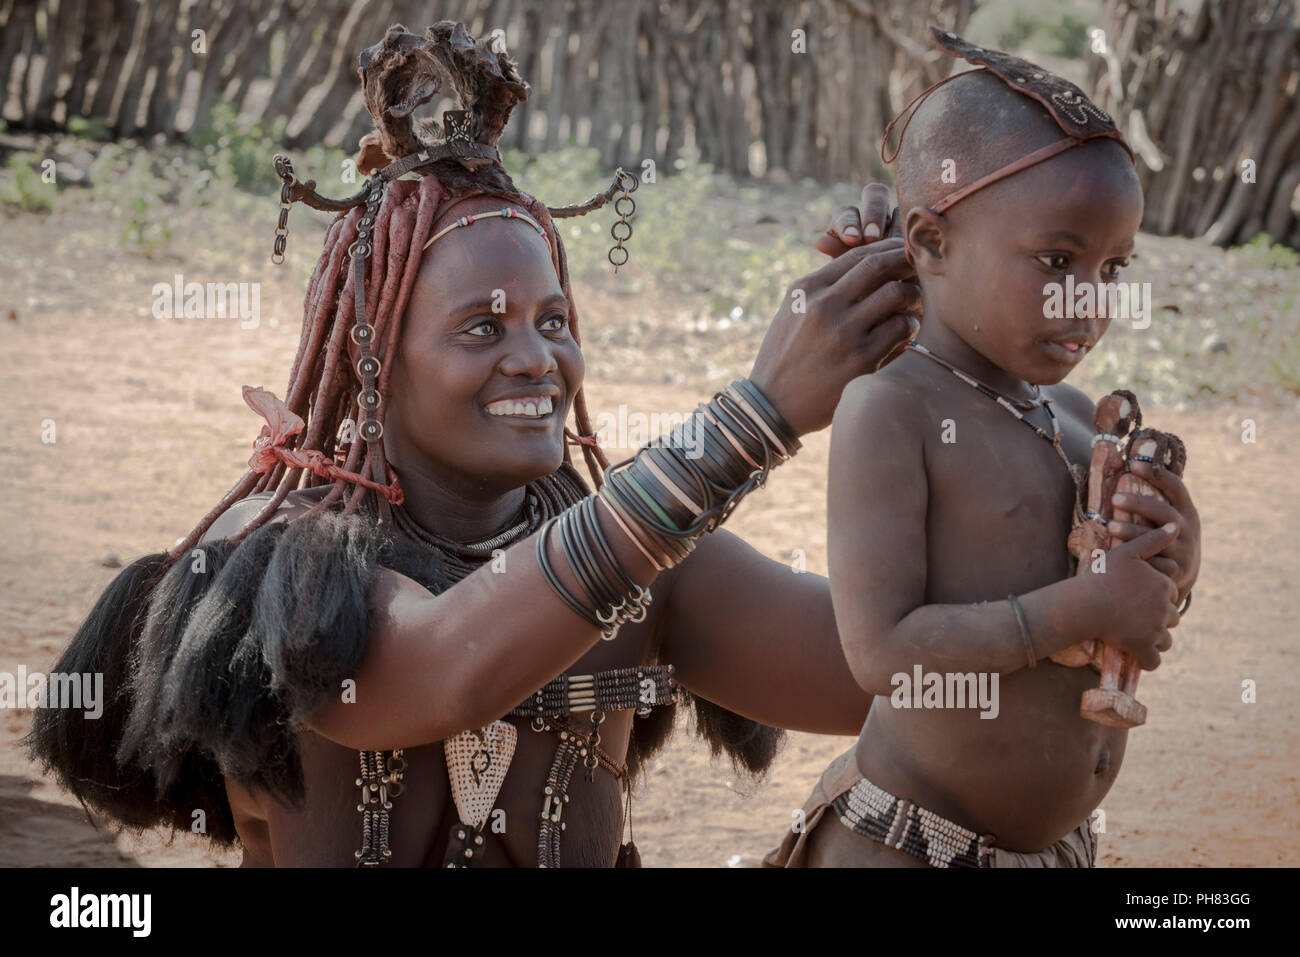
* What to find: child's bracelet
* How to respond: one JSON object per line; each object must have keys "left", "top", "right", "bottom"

{"left": 1008, "top": 594, "right": 1036, "bottom": 669}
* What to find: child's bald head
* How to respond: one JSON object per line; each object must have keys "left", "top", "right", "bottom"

{"left": 892, "top": 66, "right": 1143, "bottom": 388}
{"left": 894, "top": 69, "right": 1133, "bottom": 223}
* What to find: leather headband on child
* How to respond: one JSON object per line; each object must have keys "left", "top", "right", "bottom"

{"left": 882, "top": 27, "right": 1136, "bottom": 227}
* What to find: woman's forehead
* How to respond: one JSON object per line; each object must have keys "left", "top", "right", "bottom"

{"left": 412, "top": 201, "right": 563, "bottom": 313}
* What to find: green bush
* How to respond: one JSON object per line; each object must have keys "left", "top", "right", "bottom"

{"left": 88, "top": 146, "right": 174, "bottom": 254}
{"left": 505, "top": 144, "right": 818, "bottom": 320}
{"left": 967, "top": 0, "right": 1100, "bottom": 58}
{"left": 66, "top": 115, "right": 112, "bottom": 141}
{"left": 191, "top": 102, "right": 288, "bottom": 194}
{"left": 0, "top": 153, "right": 54, "bottom": 212}
{"left": 1232, "top": 233, "right": 1300, "bottom": 271}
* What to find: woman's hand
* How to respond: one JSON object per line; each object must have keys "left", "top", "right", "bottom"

{"left": 814, "top": 183, "right": 905, "bottom": 257}
{"left": 749, "top": 184, "right": 921, "bottom": 436}
{"left": 1103, "top": 460, "right": 1202, "bottom": 603}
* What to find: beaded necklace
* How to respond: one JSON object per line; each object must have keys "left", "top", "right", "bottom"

{"left": 907, "top": 342, "right": 1073, "bottom": 476}
{"left": 354, "top": 467, "right": 676, "bottom": 868}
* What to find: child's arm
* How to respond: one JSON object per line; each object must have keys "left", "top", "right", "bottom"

{"left": 827, "top": 374, "right": 1182, "bottom": 696}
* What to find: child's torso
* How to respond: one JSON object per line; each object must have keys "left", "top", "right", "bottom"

{"left": 854, "top": 367, "right": 1127, "bottom": 853}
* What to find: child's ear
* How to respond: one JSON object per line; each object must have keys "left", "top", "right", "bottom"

{"left": 905, "top": 207, "right": 948, "bottom": 275}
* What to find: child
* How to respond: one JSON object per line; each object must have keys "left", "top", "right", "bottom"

{"left": 766, "top": 29, "right": 1200, "bottom": 868}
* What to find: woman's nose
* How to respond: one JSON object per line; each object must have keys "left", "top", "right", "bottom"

{"left": 497, "top": 327, "right": 558, "bottom": 378}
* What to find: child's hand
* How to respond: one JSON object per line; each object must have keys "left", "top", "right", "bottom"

{"left": 1085, "top": 523, "right": 1183, "bottom": 671}
{"left": 1103, "top": 461, "right": 1201, "bottom": 602}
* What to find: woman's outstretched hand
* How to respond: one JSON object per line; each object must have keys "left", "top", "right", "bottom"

{"left": 749, "top": 184, "right": 921, "bottom": 437}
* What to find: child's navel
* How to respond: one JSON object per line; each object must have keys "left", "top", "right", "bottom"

{"left": 1095, "top": 746, "right": 1112, "bottom": 775}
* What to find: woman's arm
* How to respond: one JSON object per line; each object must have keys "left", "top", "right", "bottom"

{"left": 658, "top": 530, "right": 870, "bottom": 735}
{"left": 216, "top": 495, "right": 660, "bottom": 752}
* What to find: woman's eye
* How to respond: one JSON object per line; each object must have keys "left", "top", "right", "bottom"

{"left": 466, "top": 320, "right": 496, "bottom": 337}
{"left": 1035, "top": 253, "right": 1070, "bottom": 271}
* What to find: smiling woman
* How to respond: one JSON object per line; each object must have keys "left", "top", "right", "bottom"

{"left": 25, "top": 20, "right": 921, "bottom": 868}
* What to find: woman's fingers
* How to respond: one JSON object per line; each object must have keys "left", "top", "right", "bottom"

{"left": 843, "top": 278, "right": 921, "bottom": 323}
{"left": 816, "top": 184, "right": 895, "bottom": 257}
{"left": 825, "top": 241, "right": 911, "bottom": 306}
{"left": 815, "top": 205, "right": 867, "bottom": 257}
{"left": 862, "top": 314, "right": 916, "bottom": 371}
{"left": 859, "top": 184, "right": 891, "bottom": 240}
{"left": 834, "top": 204, "right": 864, "bottom": 242}
{"left": 886, "top": 204, "right": 904, "bottom": 239}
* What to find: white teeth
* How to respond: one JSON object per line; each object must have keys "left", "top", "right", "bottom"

{"left": 486, "top": 396, "right": 555, "bottom": 417}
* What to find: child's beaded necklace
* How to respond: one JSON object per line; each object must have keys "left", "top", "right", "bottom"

{"left": 907, "top": 342, "right": 1075, "bottom": 476}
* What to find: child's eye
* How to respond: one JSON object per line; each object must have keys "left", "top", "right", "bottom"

{"left": 539, "top": 313, "right": 568, "bottom": 332}
{"left": 1102, "top": 259, "right": 1130, "bottom": 281}
{"left": 1035, "top": 253, "right": 1070, "bottom": 271}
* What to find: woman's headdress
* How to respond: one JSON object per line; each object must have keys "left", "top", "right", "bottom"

{"left": 171, "top": 22, "right": 636, "bottom": 560}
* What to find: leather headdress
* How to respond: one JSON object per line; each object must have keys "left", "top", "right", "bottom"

{"left": 884, "top": 26, "right": 1135, "bottom": 216}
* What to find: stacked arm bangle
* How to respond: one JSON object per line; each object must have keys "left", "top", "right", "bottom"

{"left": 536, "top": 378, "right": 801, "bottom": 640}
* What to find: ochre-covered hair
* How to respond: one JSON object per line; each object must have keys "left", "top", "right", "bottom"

{"left": 168, "top": 21, "right": 616, "bottom": 564}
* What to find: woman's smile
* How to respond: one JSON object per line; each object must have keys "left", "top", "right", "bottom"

{"left": 483, "top": 389, "right": 560, "bottom": 421}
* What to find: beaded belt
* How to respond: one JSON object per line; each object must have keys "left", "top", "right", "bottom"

{"left": 510, "top": 665, "right": 676, "bottom": 728}
{"left": 832, "top": 776, "right": 995, "bottom": 869}
{"left": 520, "top": 666, "right": 677, "bottom": 869}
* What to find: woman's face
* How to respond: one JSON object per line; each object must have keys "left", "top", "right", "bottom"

{"left": 384, "top": 195, "right": 583, "bottom": 498}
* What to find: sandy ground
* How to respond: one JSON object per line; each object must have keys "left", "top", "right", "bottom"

{"left": 1, "top": 198, "right": 1297, "bottom": 867}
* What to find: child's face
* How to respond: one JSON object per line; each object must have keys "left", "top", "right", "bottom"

{"left": 931, "top": 141, "right": 1142, "bottom": 386}
{"left": 387, "top": 196, "right": 582, "bottom": 495}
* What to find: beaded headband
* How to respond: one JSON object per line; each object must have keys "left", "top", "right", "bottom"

{"left": 884, "top": 26, "right": 1135, "bottom": 218}
{"left": 422, "top": 206, "right": 551, "bottom": 253}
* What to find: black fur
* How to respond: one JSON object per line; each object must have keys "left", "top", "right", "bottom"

{"left": 30, "top": 502, "right": 783, "bottom": 850}
{"left": 22, "top": 552, "right": 239, "bottom": 845}
{"left": 626, "top": 691, "right": 785, "bottom": 785}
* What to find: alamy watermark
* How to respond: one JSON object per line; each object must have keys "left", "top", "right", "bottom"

{"left": 0, "top": 665, "right": 103, "bottom": 719}
{"left": 152, "top": 273, "right": 261, "bottom": 329}
{"left": 1043, "top": 277, "right": 1152, "bottom": 330}
{"left": 890, "top": 665, "right": 999, "bottom": 719}
{"left": 592, "top": 405, "right": 705, "bottom": 459}
{"left": 49, "top": 887, "right": 150, "bottom": 937}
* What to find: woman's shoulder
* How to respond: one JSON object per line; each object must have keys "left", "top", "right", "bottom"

{"left": 200, "top": 485, "right": 334, "bottom": 543}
